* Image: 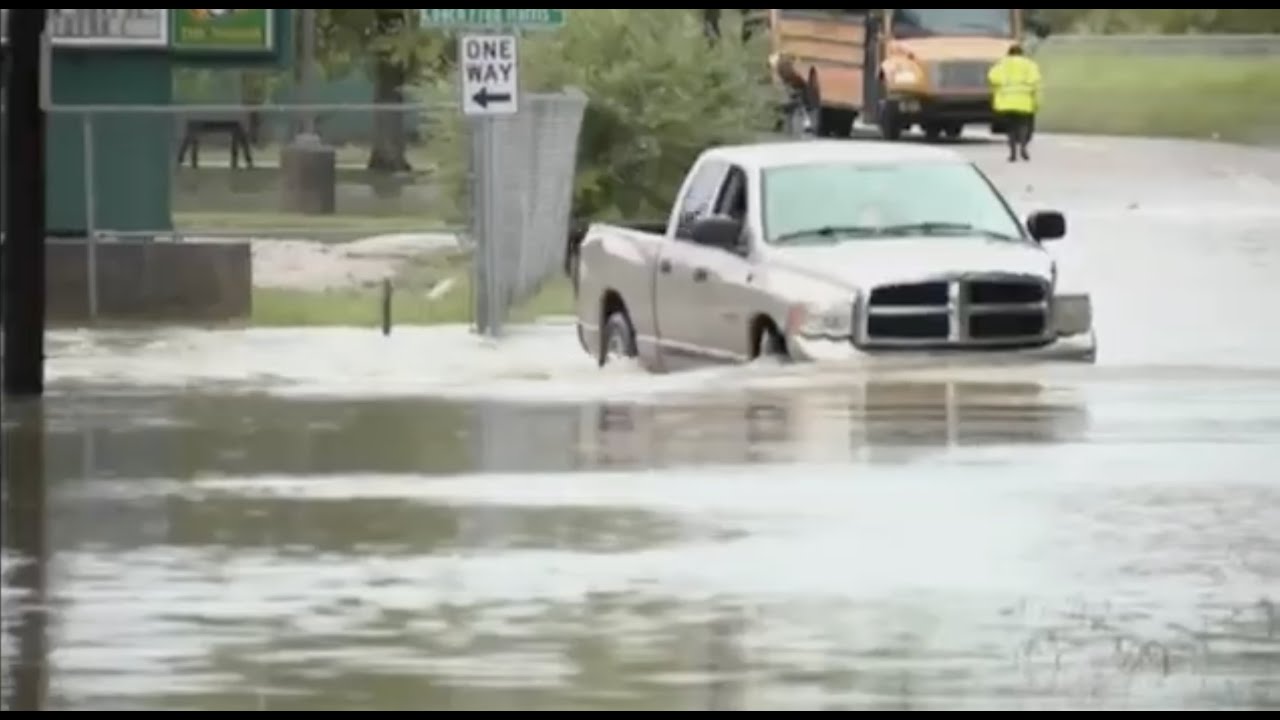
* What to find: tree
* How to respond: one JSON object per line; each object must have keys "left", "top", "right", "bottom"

{"left": 701, "top": 9, "right": 767, "bottom": 44}
{"left": 315, "top": 9, "right": 452, "bottom": 173}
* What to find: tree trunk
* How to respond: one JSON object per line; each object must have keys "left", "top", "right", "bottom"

{"left": 702, "top": 9, "right": 722, "bottom": 42}
{"left": 368, "top": 56, "right": 412, "bottom": 173}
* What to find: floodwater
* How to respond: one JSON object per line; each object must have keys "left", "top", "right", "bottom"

{"left": 4, "top": 133, "right": 1280, "bottom": 710}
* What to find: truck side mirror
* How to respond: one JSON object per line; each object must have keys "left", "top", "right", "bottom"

{"left": 1026, "top": 210, "right": 1065, "bottom": 241}
{"left": 691, "top": 215, "right": 745, "bottom": 252}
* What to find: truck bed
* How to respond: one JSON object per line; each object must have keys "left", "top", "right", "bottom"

{"left": 564, "top": 218, "right": 667, "bottom": 277}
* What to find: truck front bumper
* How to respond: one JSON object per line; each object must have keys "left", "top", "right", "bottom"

{"left": 889, "top": 93, "right": 994, "bottom": 125}
{"left": 790, "top": 331, "right": 1098, "bottom": 366}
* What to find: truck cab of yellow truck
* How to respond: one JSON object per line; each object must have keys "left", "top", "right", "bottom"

{"left": 769, "top": 9, "right": 1049, "bottom": 141}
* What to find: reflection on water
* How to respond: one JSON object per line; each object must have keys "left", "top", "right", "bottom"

{"left": 20, "top": 381, "right": 1090, "bottom": 484}
{"left": 1, "top": 401, "right": 49, "bottom": 711}
{"left": 579, "top": 381, "right": 1089, "bottom": 469}
{"left": 3, "top": 380, "right": 1278, "bottom": 710}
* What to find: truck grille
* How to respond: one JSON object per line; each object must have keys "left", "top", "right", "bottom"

{"left": 869, "top": 282, "right": 948, "bottom": 307}
{"left": 933, "top": 60, "right": 990, "bottom": 92}
{"left": 860, "top": 276, "right": 1050, "bottom": 348}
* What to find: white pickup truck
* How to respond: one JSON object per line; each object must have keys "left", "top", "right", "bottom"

{"left": 570, "top": 140, "right": 1095, "bottom": 372}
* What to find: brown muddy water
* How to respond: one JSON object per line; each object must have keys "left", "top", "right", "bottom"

{"left": 4, "top": 134, "right": 1280, "bottom": 710}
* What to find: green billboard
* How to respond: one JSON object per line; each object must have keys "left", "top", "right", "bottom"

{"left": 171, "top": 9, "right": 274, "bottom": 53}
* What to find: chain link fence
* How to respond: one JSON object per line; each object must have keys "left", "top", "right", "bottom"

{"left": 25, "top": 93, "right": 585, "bottom": 331}
{"left": 473, "top": 89, "right": 588, "bottom": 335}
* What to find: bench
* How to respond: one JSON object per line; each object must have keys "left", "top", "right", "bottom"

{"left": 176, "top": 117, "right": 257, "bottom": 170}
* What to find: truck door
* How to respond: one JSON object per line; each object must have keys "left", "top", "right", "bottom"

{"left": 704, "top": 164, "right": 759, "bottom": 359}
{"left": 655, "top": 158, "right": 730, "bottom": 369}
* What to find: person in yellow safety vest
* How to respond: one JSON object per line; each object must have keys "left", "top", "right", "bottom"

{"left": 988, "top": 44, "right": 1043, "bottom": 163}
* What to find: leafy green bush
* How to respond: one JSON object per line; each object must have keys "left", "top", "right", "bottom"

{"left": 413, "top": 9, "right": 780, "bottom": 224}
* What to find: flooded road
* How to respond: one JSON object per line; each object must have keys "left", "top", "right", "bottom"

{"left": 5, "top": 133, "right": 1280, "bottom": 710}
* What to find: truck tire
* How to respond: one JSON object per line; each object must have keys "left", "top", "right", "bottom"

{"left": 600, "top": 308, "right": 638, "bottom": 367}
{"left": 752, "top": 318, "right": 790, "bottom": 362}
{"left": 877, "top": 100, "right": 903, "bottom": 141}
{"left": 781, "top": 99, "right": 812, "bottom": 138}
{"left": 818, "top": 107, "right": 856, "bottom": 138}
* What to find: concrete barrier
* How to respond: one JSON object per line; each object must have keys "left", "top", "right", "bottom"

{"left": 46, "top": 238, "right": 252, "bottom": 324}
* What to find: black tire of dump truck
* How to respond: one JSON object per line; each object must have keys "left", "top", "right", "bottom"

{"left": 878, "top": 102, "right": 904, "bottom": 141}
{"left": 818, "top": 107, "right": 855, "bottom": 138}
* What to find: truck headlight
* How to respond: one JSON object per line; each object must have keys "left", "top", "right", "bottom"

{"left": 1052, "top": 294, "right": 1092, "bottom": 337}
{"left": 892, "top": 68, "right": 920, "bottom": 85}
{"left": 789, "top": 300, "right": 854, "bottom": 339}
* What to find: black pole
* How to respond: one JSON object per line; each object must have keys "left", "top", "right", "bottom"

{"left": 3, "top": 9, "right": 47, "bottom": 397}
{"left": 2, "top": 401, "right": 49, "bottom": 710}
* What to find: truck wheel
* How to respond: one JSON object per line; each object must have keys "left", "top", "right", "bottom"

{"left": 600, "top": 309, "right": 638, "bottom": 367}
{"left": 943, "top": 123, "right": 963, "bottom": 140}
{"left": 782, "top": 99, "right": 813, "bottom": 138}
{"left": 878, "top": 100, "right": 903, "bottom": 141}
{"left": 923, "top": 122, "right": 943, "bottom": 143}
{"left": 818, "top": 107, "right": 855, "bottom": 138}
{"left": 753, "top": 320, "right": 790, "bottom": 362}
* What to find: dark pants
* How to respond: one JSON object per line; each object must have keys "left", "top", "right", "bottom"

{"left": 1000, "top": 111, "right": 1035, "bottom": 159}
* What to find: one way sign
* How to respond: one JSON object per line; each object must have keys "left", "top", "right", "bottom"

{"left": 459, "top": 34, "right": 518, "bottom": 117}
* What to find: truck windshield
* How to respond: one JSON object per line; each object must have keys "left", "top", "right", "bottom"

{"left": 761, "top": 161, "right": 1027, "bottom": 245}
{"left": 891, "top": 9, "right": 1013, "bottom": 39}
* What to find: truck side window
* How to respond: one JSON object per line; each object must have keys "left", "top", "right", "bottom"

{"left": 715, "top": 166, "right": 749, "bottom": 225}
{"left": 674, "top": 159, "right": 729, "bottom": 241}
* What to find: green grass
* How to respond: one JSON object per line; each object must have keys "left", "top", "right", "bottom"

{"left": 250, "top": 249, "right": 575, "bottom": 327}
{"left": 174, "top": 210, "right": 454, "bottom": 237}
{"left": 1036, "top": 52, "right": 1280, "bottom": 144}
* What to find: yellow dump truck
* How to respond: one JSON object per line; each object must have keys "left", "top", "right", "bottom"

{"left": 768, "top": 9, "right": 1049, "bottom": 141}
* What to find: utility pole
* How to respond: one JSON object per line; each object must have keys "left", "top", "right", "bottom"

{"left": 281, "top": 8, "right": 336, "bottom": 216}
{"left": 300, "top": 7, "right": 316, "bottom": 135}
{"left": 3, "top": 9, "right": 48, "bottom": 397}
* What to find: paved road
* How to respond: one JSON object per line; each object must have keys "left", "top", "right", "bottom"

{"left": 4, "top": 133, "right": 1280, "bottom": 711}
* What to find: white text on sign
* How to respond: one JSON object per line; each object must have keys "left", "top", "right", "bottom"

{"left": 459, "top": 33, "right": 519, "bottom": 117}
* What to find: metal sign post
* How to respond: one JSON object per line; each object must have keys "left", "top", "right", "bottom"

{"left": 458, "top": 32, "right": 518, "bottom": 336}
{"left": 423, "top": 9, "right": 563, "bottom": 337}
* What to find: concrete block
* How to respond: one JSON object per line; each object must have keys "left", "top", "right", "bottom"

{"left": 280, "top": 133, "right": 337, "bottom": 215}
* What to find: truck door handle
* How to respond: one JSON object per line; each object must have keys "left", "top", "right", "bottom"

{"left": 693, "top": 267, "right": 709, "bottom": 282}
{"left": 659, "top": 259, "right": 672, "bottom": 273}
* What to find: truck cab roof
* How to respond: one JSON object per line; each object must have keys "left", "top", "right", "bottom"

{"left": 699, "top": 140, "right": 968, "bottom": 172}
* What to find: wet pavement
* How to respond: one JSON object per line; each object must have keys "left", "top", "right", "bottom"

{"left": 4, "top": 133, "right": 1280, "bottom": 710}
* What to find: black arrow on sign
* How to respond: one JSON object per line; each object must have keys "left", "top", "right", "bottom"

{"left": 472, "top": 86, "right": 512, "bottom": 109}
